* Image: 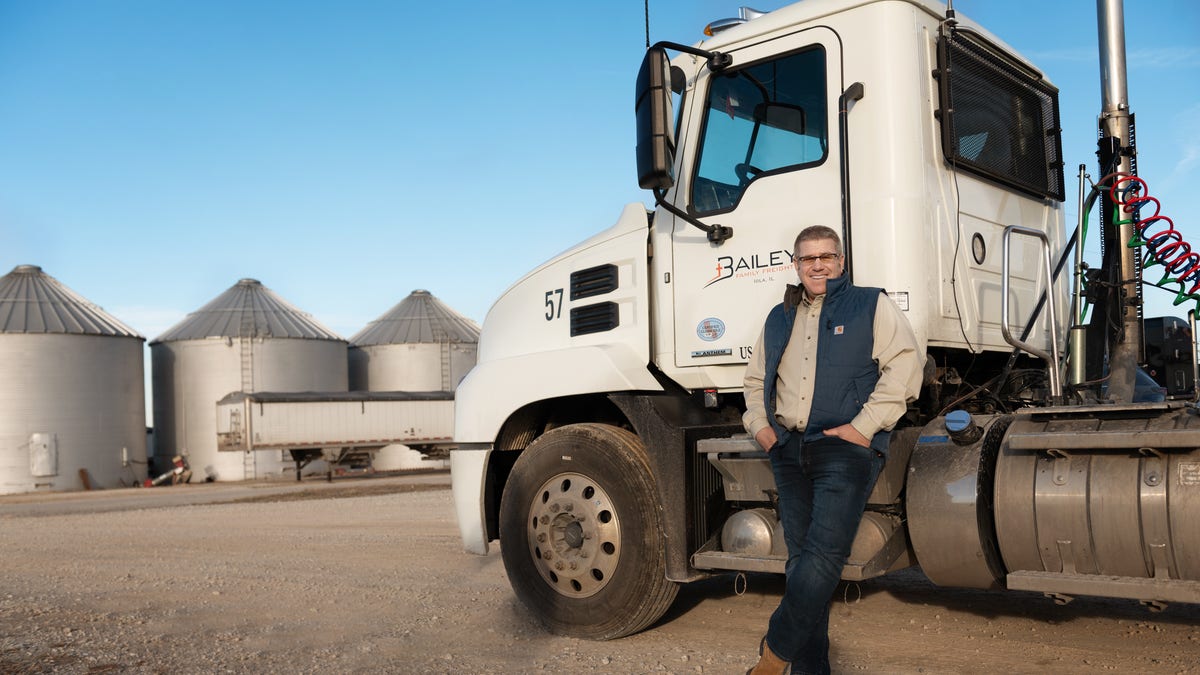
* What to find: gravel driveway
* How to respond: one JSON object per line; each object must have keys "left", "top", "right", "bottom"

{"left": 2, "top": 472, "right": 1197, "bottom": 674}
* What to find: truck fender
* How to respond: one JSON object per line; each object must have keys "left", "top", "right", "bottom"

{"left": 453, "top": 343, "right": 663, "bottom": 444}
{"left": 452, "top": 344, "right": 663, "bottom": 554}
{"left": 452, "top": 447, "right": 491, "bottom": 554}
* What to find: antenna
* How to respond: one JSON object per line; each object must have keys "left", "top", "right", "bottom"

{"left": 644, "top": 0, "right": 650, "bottom": 48}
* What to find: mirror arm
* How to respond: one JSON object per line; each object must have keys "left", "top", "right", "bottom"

{"left": 653, "top": 188, "right": 733, "bottom": 245}
{"left": 649, "top": 41, "right": 731, "bottom": 72}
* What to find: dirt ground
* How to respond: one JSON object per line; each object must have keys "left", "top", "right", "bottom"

{"left": 1, "top": 472, "right": 1197, "bottom": 674}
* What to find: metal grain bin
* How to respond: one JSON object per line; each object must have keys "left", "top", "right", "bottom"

{"left": 150, "top": 278, "right": 347, "bottom": 482}
{"left": 0, "top": 265, "right": 147, "bottom": 494}
{"left": 349, "top": 289, "right": 479, "bottom": 392}
{"left": 349, "top": 290, "right": 478, "bottom": 469}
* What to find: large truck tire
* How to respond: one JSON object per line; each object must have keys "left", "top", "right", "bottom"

{"left": 498, "top": 423, "right": 678, "bottom": 640}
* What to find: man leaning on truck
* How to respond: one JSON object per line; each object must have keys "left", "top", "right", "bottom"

{"left": 743, "top": 225, "right": 923, "bottom": 674}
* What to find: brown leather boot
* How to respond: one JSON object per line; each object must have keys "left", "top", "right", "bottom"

{"left": 747, "top": 637, "right": 791, "bottom": 675}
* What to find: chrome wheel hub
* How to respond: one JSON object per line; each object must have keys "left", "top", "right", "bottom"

{"left": 525, "top": 472, "right": 621, "bottom": 598}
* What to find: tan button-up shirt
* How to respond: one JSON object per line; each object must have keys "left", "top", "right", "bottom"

{"left": 743, "top": 289, "right": 923, "bottom": 443}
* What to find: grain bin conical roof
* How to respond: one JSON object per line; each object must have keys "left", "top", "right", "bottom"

{"left": 151, "top": 278, "right": 343, "bottom": 344}
{"left": 350, "top": 289, "right": 480, "bottom": 346}
{"left": 0, "top": 264, "right": 142, "bottom": 338}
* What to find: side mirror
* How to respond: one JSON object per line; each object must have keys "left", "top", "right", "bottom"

{"left": 635, "top": 48, "right": 676, "bottom": 190}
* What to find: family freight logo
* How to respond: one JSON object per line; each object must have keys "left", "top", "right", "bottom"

{"left": 704, "top": 249, "right": 794, "bottom": 287}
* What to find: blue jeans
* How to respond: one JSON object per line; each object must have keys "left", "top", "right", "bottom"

{"left": 766, "top": 434, "right": 884, "bottom": 674}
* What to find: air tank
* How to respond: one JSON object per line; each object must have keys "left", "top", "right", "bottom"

{"left": 150, "top": 278, "right": 347, "bottom": 482}
{"left": 0, "top": 265, "right": 147, "bottom": 494}
{"left": 349, "top": 290, "right": 479, "bottom": 469}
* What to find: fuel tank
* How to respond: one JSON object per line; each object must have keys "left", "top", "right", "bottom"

{"left": 906, "top": 413, "right": 1011, "bottom": 589}
{"left": 908, "top": 403, "right": 1200, "bottom": 604}
{"left": 994, "top": 402, "right": 1200, "bottom": 602}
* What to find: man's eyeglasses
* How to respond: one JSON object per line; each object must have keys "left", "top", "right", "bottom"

{"left": 796, "top": 253, "right": 841, "bottom": 266}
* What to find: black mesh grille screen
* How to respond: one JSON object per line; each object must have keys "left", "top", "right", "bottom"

{"left": 937, "top": 30, "right": 1065, "bottom": 201}
{"left": 689, "top": 443, "right": 725, "bottom": 551}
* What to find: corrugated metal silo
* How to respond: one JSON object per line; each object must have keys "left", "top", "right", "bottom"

{"left": 151, "top": 278, "right": 347, "bottom": 482}
{"left": 0, "top": 265, "right": 147, "bottom": 494}
{"left": 349, "top": 289, "right": 480, "bottom": 391}
{"left": 349, "top": 290, "right": 479, "bottom": 469}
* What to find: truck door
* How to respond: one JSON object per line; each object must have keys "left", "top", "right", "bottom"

{"left": 669, "top": 28, "right": 843, "bottom": 372}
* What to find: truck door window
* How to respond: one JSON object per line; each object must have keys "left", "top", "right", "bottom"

{"left": 691, "top": 47, "right": 827, "bottom": 215}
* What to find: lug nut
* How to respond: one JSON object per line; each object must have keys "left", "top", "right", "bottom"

{"left": 564, "top": 503, "right": 574, "bottom": 512}
{"left": 540, "top": 515, "right": 549, "bottom": 525}
{"left": 537, "top": 533, "right": 546, "bottom": 543}
{"left": 555, "top": 561, "right": 565, "bottom": 571}
{"left": 549, "top": 503, "right": 560, "bottom": 513}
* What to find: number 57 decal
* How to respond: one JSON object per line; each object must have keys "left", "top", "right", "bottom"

{"left": 544, "top": 288, "right": 564, "bottom": 321}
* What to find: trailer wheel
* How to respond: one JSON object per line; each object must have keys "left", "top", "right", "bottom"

{"left": 498, "top": 423, "right": 678, "bottom": 640}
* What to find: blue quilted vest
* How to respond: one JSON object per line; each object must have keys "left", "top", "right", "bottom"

{"left": 761, "top": 276, "right": 889, "bottom": 455}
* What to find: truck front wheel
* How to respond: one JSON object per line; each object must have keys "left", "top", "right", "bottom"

{"left": 498, "top": 423, "right": 678, "bottom": 639}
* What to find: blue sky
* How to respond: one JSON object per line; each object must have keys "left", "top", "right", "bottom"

{"left": 2, "top": 0, "right": 1197, "bottom": 345}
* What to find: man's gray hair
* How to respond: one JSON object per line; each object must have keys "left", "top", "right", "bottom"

{"left": 793, "top": 225, "right": 842, "bottom": 256}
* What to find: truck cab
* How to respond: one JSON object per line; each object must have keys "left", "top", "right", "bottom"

{"left": 452, "top": 0, "right": 1082, "bottom": 639}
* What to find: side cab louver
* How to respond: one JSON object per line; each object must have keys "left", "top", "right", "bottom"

{"left": 569, "top": 264, "right": 620, "bottom": 336}
{"left": 570, "top": 264, "right": 618, "bottom": 300}
{"left": 571, "top": 302, "right": 619, "bottom": 336}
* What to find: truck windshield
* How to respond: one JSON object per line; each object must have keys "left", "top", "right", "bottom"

{"left": 691, "top": 46, "right": 828, "bottom": 214}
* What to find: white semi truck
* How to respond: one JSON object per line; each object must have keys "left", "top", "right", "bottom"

{"left": 452, "top": 0, "right": 1200, "bottom": 639}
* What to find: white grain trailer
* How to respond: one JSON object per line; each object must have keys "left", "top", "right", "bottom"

{"left": 217, "top": 391, "right": 454, "bottom": 480}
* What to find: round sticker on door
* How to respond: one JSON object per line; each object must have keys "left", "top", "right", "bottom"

{"left": 697, "top": 317, "right": 726, "bottom": 342}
